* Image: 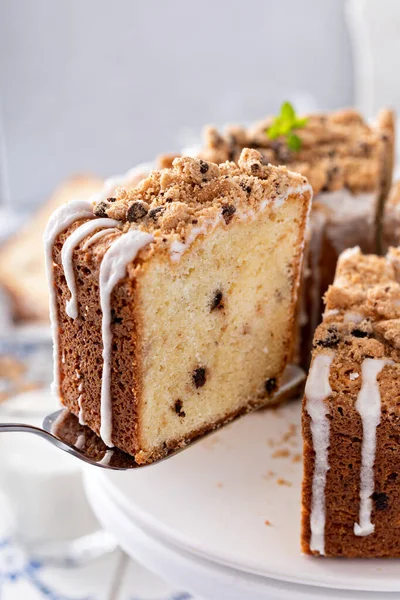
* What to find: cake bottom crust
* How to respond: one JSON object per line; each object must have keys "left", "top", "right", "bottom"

{"left": 64, "top": 380, "right": 289, "bottom": 465}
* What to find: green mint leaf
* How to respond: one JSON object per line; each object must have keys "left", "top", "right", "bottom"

{"left": 294, "top": 117, "right": 308, "bottom": 129}
{"left": 280, "top": 101, "right": 296, "bottom": 123}
{"left": 266, "top": 123, "right": 281, "bottom": 139}
{"left": 279, "top": 119, "right": 295, "bottom": 135}
{"left": 286, "top": 133, "right": 302, "bottom": 151}
{"left": 265, "top": 102, "right": 308, "bottom": 151}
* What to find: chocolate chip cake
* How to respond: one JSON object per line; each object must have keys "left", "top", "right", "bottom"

{"left": 194, "top": 108, "right": 395, "bottom": 365}
{"left": 302, "top": 245, "right": 400, "bottom": 557}
{"left": 45, "top": 150, "right": 312, "bottom": 464}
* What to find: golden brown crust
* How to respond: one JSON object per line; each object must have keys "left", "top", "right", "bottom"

{"left": 53, "top": 221, "right": 144, "bottom": 457}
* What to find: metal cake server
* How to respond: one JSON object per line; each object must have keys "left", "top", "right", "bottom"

{"left": 0, "top": 365, "right": 305, "bottom": 471}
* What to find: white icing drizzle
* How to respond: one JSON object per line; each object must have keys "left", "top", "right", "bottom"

{"left": 324, "top": 309, "right": 339, "bottom": 318}
{"left": 82, "top": 228, "right": 118, "bottom": 251}
{"left": 354, "top": 358, "right": 392, "bottom": 537}
{"left": 61, "top": 218, "right": 119, "bottom": 319}
{"left": 75, "top": 434, "right": 85, "bottom": 450}
{"left": 50, "top": 410, "right": 67, "bottom": 435}
{"left": 305, "top": 352, "right": 334, "bottom": 555}
{"left": 344, "top": 311, "right": 364, "bottom": 324}
{"left": 333, "top": 247, "right": 362, "bottom": 289}
{"left": 350, "top": 372, "right": 359, "bottom": 381}
{"left": 99, "top": 230, "right": 154, "bottom": 446}
{"left": 43, "top": 200, "right": 94, "bottom": 397}
{"left": 77, "top": 394, "right": 85, "bottom": 426}
{"left": 98, "top": 449, "right": 114, "bottom": 466}
{"left": 274, "top": 183, "right": 312, "bottom": 208}
{"left": 340, "top": 245, "right": 361, "bottom": 261}
{"left": 170, "top": 215, "right": 222, "bottom": 262}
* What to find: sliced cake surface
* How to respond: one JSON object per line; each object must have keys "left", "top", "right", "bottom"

{"left": 188, "top": 107, "right": 395, "bottom": 364}
{"left": 302, "top": 245, "right": 400, "bottom": 557}
{"left": 45, "top": 150, "right": 312, "bottom": 464}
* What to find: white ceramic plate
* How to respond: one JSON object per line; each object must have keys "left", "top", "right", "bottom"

{"left": 85, "top": 400, "right": 400, "bottom": 594}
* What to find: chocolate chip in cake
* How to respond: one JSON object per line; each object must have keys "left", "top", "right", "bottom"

{"left": 210, "top": 290, "right": 224, "bottom": 311}
{"left": 107, "top": 197, "right": 117, "bottom": 203}
{"left": 315, "top": 327, "right": 340, "bottom": 348}
{"left": 199, "top": 160, "right": 209, "bottom": 174}
{"left": 239, "top": 182, "right": 252, "bottom": 194}
{"left": 94, "top": 201, "right": 109, "bottom": 218}
{"left": 371, "top": 491, "right": 389, "bottom": 511}
{"left": 265, "top": 378, "right": 277, "bottom": 395}
{"left": 127, "top": 201, "right": 148, "bottom": 222}
{"left": 148, "top": 206, "right": 166, "bottom": 222}
{"left": 221, "top": 205, "right": 236, "bottom": 224}
{"left": 111, "top": 309, "right": 123, "bottom": 324}
{"left": 250, "top": 162, "right": 260, "bottom": 174}
{"left": 352, "top": 328, "right": 369, "bottom": 338}
{"left": 174, "top": 399, "right": 186, "bottom": 418}
{"left": 193, "top": 367, "right": 207, "bottom": 388}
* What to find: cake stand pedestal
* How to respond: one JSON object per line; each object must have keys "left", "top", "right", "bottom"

{"left": 84, "top": 401, "right": 400, "bottom": 599}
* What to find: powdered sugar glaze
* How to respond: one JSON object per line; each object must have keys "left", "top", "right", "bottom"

{"left": 305, "top": 352, "right": 334, "bottom": 555}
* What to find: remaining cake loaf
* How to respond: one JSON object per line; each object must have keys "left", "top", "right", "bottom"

{"left": 193, "top": 108, "right": 395, "bottom": 364}
{"left": 45, "top": 150, "right": 312, "bottom": 464}
{"left": 302, "top": 245, "right": 400, "bottom": 557}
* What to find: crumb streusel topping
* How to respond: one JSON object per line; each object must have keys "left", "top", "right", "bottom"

{"left": 92, "top": 149, "right": 311, "bottom": 246}
{"left": 317, "top": 246, "right": 400, "bottom": 358}
{"left": 196, "top": 108, "right": 394, "bottom": 195}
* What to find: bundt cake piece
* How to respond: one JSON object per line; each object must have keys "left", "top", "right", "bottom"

{"left": 302, "top": 245, "right": 400, "bottom": 557}
{"left": 44, "top": 150, "right": 312, "bottom": 464}
{"left": 195, "top": 107, "right": 395, "bottom": 364}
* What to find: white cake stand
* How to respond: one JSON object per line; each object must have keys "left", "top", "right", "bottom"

{"left": 84, "top": 400, "right": 400, "bottom": 599}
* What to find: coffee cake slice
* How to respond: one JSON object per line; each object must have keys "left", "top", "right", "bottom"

{"left": 302, "top": 245, "right": 400, "bottom": 557}
{"left": 45, "top": 150, "right": 311, "bottom": 464}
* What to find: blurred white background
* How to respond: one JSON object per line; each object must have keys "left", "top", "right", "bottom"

{"left": 0, "top": 0, "right": 354, "bottom": 208}
{"left": 1, "top": 1, "right": 400, "bottom": 597}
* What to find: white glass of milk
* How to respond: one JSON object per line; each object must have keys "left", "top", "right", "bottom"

{"left": 0, "top": 327, "right": 112, "bottom": 562}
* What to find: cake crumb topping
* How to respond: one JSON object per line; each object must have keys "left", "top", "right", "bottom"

{"left": 92, "top": 150, "right": 311, "bottom": 249}
{"left": 316, "top": 246, "right": 400, "bottom": 368}
{"left": 196, "top": 108, "right": 394, "bottom": 195}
